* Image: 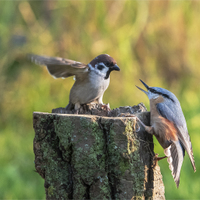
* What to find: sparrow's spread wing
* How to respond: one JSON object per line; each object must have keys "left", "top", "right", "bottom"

{"left": 28, "top": 54, "right": 89, "bottom": 78}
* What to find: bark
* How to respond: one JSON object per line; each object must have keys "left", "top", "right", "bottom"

{"left": 33, "top": 104, "right": 165, "bottom": 200}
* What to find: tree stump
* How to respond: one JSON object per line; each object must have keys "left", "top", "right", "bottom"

{"left": 33, "top": 104, "right": 165, "bottom": 200}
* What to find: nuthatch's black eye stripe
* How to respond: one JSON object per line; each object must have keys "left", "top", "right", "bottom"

{"left": 149, "top": 88, "right": 175, "bottom": 103}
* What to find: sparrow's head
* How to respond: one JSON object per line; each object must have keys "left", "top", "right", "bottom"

{"left": 89, "top": 54, "right": 120, "bottom": 79}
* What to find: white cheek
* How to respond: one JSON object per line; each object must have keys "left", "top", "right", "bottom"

{"left": 94, "top": 62, "right": 109, "bottom": 76}
{"left": 148, "top": 92, "right": 159, "bottom": 100}
{"left": 101, "top": 67, "right": 109, "bottom": 74}
{"left": 153, "top": 95, "right": 159, "bottom": 99}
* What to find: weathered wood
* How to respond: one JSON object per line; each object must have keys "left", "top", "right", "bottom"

{"left": 33, "top": 105, "right": 165, "bottom": 199}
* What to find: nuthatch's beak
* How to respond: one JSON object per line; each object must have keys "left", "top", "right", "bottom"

{"left": 136, "top": 79, "right": 150, "bottom": 95}
{"left": 112, "top": 64, "right": 120, "bottom": 71}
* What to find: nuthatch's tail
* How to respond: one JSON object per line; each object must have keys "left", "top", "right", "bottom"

{"left": 188, "top": 147, "right": 196, "bottom": 172}
{"left": 183, "top": 137, "right": 196, "bottom": 172}
{"left": 178, "top": 132, "right": 196, "bottom": 172}
{"left": 164, "top": 140, "right": 185, "bottom": 188}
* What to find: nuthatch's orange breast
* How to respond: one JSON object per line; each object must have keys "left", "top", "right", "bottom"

{"left": 150, "top": 96, "right": 178, "bottom": 149}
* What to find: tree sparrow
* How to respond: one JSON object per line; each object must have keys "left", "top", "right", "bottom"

{"left": 29, "top": 54, "right": 120, "bottom": 110}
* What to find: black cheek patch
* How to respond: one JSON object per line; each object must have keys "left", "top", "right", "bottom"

{"left": 104, "top": 69, "right": 112, "bottom": 79}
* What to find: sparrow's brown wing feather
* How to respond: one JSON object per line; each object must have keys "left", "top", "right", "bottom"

{"left": 28, "top": 54, "right": 89, "bottom": 78}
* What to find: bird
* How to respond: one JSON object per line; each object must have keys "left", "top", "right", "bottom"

{"left": 135, "top": 79, "right": 196, "bottom": 188}
{"left": 28, "top": 54, "right": 120, "bottom": 111}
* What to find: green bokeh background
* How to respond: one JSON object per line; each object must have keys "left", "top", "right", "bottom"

{"left": 1, "top": 1, "right": 200, "bottom": 199}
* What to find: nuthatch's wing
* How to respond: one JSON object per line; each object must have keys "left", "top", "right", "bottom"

{"left": 157, "top": 102, "right": 196, "bottom": 169}
{"left": 157, "top": 102, "right": 196, "bottom": 187}
{"left": 156, "top": 100, "right": 187, "bottom": 131}
{"left": 28, "top": 54, "right": 89, "bottom": 79}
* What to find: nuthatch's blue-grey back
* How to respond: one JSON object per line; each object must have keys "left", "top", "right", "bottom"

{"left": 136, "top": 79, "right": 196, "bottom": 188}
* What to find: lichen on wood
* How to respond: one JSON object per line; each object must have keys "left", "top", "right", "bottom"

{"left": 33, "top": 104, "right": 165, "bottom": 199}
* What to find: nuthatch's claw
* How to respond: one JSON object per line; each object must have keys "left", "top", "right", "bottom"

{"left": 153, "top": 154, "right": 167, "bottom": 168}
{"left": 154, "top": 153, "right": 167, "bottom": 162}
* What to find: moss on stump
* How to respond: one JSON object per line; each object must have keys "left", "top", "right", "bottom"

{"left": 33, "top": 105, "right": 165, "bottom": 200}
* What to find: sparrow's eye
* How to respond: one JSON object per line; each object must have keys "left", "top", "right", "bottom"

{"left": 97, "top": 64, "right": 104, "bottom": 70}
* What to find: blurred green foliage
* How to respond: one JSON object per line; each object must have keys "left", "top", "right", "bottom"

{"left": 0, "top": 0, "right": 200, "bottom": 199}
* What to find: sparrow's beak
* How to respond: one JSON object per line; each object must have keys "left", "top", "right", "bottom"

{"left": 135, "top": 79, "right": 149, "bottom": 95}
{"left": 112, "top": 64, "right": 120, "bottom": 71}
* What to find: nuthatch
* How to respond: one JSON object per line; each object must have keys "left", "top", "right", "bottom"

{"left": 136, "top": 79, "right": 196, "bottom": 188}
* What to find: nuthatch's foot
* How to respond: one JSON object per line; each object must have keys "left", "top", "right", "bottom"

{"left": 154, "top": 153, "right": 167, "bottom": 161}
{"left": 153, "top": 153, "right": 167, "bottom": 167}
{"left": 135, "top": 117, "right": 154, "bottom": 135}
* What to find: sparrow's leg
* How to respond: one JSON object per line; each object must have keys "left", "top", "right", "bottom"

{"left": 97, "top": 96, "right": 111, "bottom": 111}
{"left": 97, "top": 95, "right": 103, "bottom": 105}
{"left": 74, "top": 102, "right": 81, "bottom": 111}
